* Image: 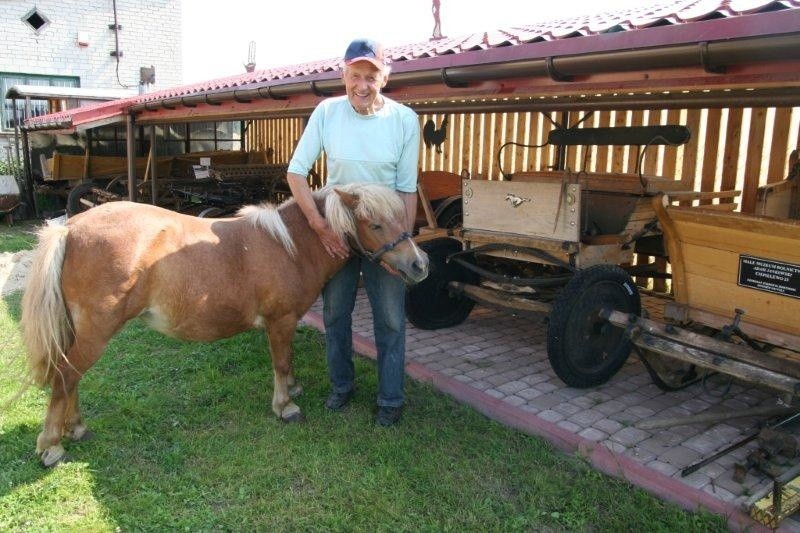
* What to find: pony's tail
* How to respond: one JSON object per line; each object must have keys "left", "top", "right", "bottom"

{"left": 20, "top": 223, "right": 72, "bottom": 387}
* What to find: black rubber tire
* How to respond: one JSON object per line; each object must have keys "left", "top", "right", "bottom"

{"left": 405, "top": 237, "right": 477, "bottom": 330}
{"left": 435, "top": 200, "right": 463, "bottom": 229}
{"left": 66, "top": 182, "right": 98, "bottom": 216}
{"left": 547, "top": 264, "right": 641, "bottom": 388}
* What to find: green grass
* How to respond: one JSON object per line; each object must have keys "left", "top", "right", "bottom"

{"left": 0, "top": 289, "right": 726, "bottom": 531}
{"left": 0, "top": 221, "right": 39, "bottom": 253}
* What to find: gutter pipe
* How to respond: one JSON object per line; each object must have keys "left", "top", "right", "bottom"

{"left": 127, "top": 34, "right": 800, "bottom": 115}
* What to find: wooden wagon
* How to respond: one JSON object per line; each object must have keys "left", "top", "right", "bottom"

{"left": 603, "top": 192, "right": 800, "bottom": 401}
{"left": 407, "top": 125, "right": 699, "bottom": 388}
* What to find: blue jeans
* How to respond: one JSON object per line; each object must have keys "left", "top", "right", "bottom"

{"left": 322, "top": 257, "right": 406, "bottom": 407}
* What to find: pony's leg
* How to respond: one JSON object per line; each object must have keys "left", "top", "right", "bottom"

{"left": 268, "top": 316, "right": 303, "bottom": 422}
{"left": 286, "top": 346, "right": 302, "bottom": 398}
{"left": 64, "top": 388, "right": 92, "bottom": 442}
{"left": 36, "top": 364, "right": 82, "bottom": 467}
{"left": 36, "top": 334, "right": 108, "bottom": 467}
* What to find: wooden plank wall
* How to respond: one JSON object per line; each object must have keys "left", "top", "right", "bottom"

{"left": 246, "top": 106, "right": 799, "bottom": 291}
{"left": 246, "top": 106, "right": 800, "bottom": 204}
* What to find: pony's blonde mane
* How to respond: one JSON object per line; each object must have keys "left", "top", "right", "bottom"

{"left": 237, "top": 203, "right": 297, "bottom": 256}
{"left": 320, "top": 183, "right": 405, "bottom": 240}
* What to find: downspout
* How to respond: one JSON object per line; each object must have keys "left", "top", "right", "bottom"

{"left": 110, "top": 0, "right": 131, "bottom": 89}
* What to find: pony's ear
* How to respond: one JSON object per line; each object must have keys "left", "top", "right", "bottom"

{"left": 334, "top": 189, "right": 360, "bottom": 210}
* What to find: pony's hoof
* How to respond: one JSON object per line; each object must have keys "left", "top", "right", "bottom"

{"left": 66, "top": 424, "right": 93, "bottom": 442}
{"left": 282, "top": 411, "right": 305, "bottom": 423}
{"left": 288, "top": 384, "right": 303, "bottom": 398}
{"left": 280, "top": 403, "right": 304, "bottom": 423}
{"left": 40, "top": 445, "right": 67, "bottom": 468}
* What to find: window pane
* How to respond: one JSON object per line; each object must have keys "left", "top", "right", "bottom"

{"left": 189, "top": 122, "right": 215, "bottom": 140}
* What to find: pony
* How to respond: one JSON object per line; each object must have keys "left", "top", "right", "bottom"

{"left": 20, "top": 183, "right": 429, "bottom": 466}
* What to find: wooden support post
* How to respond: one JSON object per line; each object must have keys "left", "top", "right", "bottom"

{"left": 149, "top": 125, "right": 158, "bottom": 205}
{"left": 126, "top": 114, "right": 137, "bottom": 202}
{"left": 20, "top": 129, "right": 36, "bottom": 217}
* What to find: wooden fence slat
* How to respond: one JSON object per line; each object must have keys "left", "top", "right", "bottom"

{"left": 643, "top": 110, "right": 659, "bottom": 176}
{"left": 482, "top": 113, "right": 494, "bottom": 179}
{"left": 611, "top": 110, "right": 627, "bottom": 174}
{"left": 594, "top": 111, "right": 612, "bottom": 173}
{"left": 699, "top": 109, "right": 722, "bottom": 200}
{"left": 741, "top": 107, "right": 768, "bottom": 214}
{"left": 662, "top": 109, "right": 682, "bottom": 180}
{"left": 624, "top": 111, "right": 645, "bottom": 174}
{"left": 721, "top": 108, "right": 744, "bottom": 195}
{"left": 505, "top": 112, "right": 517, "bottom": 176}
{"left": 768, "top": 107, "right": 793, "bottom": 182}
{"left": 462, "top": 113, "right": 473, "bottom": 176}
{"left": 680, "top": 109, "right": 702, "bottom": 189}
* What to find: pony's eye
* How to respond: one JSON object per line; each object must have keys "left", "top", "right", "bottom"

{"left": 369, "top": 223, "right": 382, "bottom": 231}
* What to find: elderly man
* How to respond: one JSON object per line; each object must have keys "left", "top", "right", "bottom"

{"left": 286, "top": 38, "right": 420, "bottom": 426}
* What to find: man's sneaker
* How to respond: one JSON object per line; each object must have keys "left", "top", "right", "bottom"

{"left": 324, "top": 389, "right": 353, "bottom": 411}
{"left": 376, "top": 406, "right": 402, "bottom": 427}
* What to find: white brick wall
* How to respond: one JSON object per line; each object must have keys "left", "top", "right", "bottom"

{"left": 1, "top": 0, "right": 182, "bottom": 90}
{"left": 0, "top": 0, "right": 182, "bottom": 151}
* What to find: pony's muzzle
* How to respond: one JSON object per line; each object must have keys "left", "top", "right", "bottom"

{"left": 402, "top": 250, "right": 429, "bottom": 286}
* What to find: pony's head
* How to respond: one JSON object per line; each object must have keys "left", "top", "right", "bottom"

{"left": 324, "top": 183, "right": 429, "bottom": 285}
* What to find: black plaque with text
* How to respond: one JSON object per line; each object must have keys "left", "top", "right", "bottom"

{"left": 738, "top": 255, "right": 800, "bottom": 299}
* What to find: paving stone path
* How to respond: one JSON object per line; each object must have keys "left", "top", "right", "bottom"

{"left": 308, "top": 291, "right": 800, "bottom": 529}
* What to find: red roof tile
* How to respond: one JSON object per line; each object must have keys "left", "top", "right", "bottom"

{"left": 24, "top": 0, "right": 800, "bottom": 129}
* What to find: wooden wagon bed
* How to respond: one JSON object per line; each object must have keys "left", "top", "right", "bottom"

{"left": 606, "top": 194, "right": 800, "bottom": 400}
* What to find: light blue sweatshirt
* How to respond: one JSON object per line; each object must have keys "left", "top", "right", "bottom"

{"left": 287, "top": 95, "right": 420, "bottom": 193}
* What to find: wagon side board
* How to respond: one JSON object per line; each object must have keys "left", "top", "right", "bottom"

{"left": 655, "top": 195, "right": 800, "bottom": 339}
{"left": 462, "top": 177, "right": 580, "bottom": 242}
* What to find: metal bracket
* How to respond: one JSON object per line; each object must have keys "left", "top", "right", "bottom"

{"left": 309, "top": 81, "right": 332, "bottom": 97}
{"left": 441, "top": 68, "right": 468, "bottom": 88}
{"left": 233, "top": 92, "right": 252, "bottom": 104}
{"left": 258, "top": 86, "right": 288, "bottom": 101}
{"left": 545, "top": 57, "right": 573, "bottom": 82}
{"left": 699, "top": 42, "right": 726, "bottom": 74}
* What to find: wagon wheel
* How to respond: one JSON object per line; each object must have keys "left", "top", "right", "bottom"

{"left": 547, "top": 264, "right": 641, "bottom": 388}
{"left": 197, "top": 206, "right": 227, "bottom": 218}
{"left": 435, "top": 200, "right": 462, "bottom": 229}
{"left": 67, "top": 182, "right": 102, "bottom": 215}
{"left": 405, "top": 237, "right": 477, "bottom": 330}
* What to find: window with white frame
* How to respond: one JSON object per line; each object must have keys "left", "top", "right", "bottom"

{"left": 0, "top": 73, "right": 80, "bottom": 132}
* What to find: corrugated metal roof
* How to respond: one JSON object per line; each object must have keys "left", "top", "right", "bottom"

{"left": 24, "top": 0, "right": 800, "bottom": 129}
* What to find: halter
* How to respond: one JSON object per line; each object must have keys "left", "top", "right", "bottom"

{"left": 348, "top": 230, "right": 413, "bottom": 263}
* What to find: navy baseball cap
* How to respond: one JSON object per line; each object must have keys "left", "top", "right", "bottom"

{"left": 343, "top": 38, "right": 386, "bottom": 69}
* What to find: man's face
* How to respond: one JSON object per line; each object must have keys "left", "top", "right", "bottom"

{"left": 342, "top": 62, "right": 387, "bottom": 115}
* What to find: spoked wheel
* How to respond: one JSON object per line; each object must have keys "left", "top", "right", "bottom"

{"left": 435, "top": 200, "right": 462, "bottom": 229}
{"left": 547, "top": 265, "right": 641, "bottom": 388}
{"left": 66, "top": 182, "right": 102, "bottom": 215}
{"left": 405, "top": 237, "right": 477, "bottom": 330}
{"left": 197, "top": 206, "right": 227, "bottom": 218}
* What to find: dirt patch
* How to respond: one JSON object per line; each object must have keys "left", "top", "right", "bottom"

{"left": 0, "top": 250, "right": 33, "bottom": 296}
